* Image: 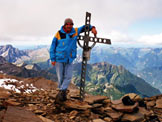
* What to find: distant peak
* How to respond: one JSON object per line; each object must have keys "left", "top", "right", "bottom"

{"left": 5, "top": 44, "right": 13, "bottom": 48}
{"left": 2, "top": 44, "right": 14, "bottom": 50}
{"left": 93, "top": 62, "right": 110, "bottom": 66}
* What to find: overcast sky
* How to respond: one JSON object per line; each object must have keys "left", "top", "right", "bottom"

{"left": 0, "top": 0, "right": 162, "bottom": 48}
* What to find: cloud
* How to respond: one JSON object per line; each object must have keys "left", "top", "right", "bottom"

{"left": 137, "top": 33, "right": 162, "bottom": 45}
{"left": 108, "top": 31, "right": 162, "bottom": 47}
{"left": 0, "top": 0, "right": 162, "bottom": 47}
{"left": 0, "top": 0, "right": 162, "bottom": 37}
{"left": 108, "top": 30, "right": 133, "bottom": 43}
{"left": 104, "top": 31, "right": 162, "bottom": 47}
{"left": 0, "top": 35, "right": 53, "bottom": 46}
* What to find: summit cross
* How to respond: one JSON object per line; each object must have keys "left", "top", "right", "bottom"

{"left": 77, "top": 12, "right": 111, "bottom": 100}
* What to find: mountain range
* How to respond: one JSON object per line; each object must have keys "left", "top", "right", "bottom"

{"left": 87, "top": 46, "right": 162, "bottom": 92}
{"left": 47, "top": 61, "right": 161, "bottom": 100}
{"left": 71, "top": 62, "right": 160, "bottom": 100}
{"left": 88, "top": 46, "right": 162, "bottom": 71}
{"left": 137, "top": 66, "right": 162, "bottom": 93}
{"left": 0, "top": 56, "right": 57, "bottom": 81}
{"left": 0, "top": 45, "right": 50, "bottom": 65}
{"left": 0, "top": 51, "right": 161, "bottom": 100}
{"left": 0, "top": 45, "right": 28, "bottom": 63}
{"left": 2, "top": 45, "right": 162, "bottom": 71}
{"left": 0, "top": 44, "right": 162, "bottom": 94}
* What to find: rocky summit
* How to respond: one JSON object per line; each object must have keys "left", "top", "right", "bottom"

{"left": 0, "top": 74, "right": 162, "bottom": 122}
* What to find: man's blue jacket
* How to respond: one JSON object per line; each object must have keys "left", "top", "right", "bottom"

{"left": 50, "top": 25, "right": 93, "bottom": 63}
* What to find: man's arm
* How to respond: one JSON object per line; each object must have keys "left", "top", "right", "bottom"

{"left": 77, "top": 25, "right": 97, "bottom": 36}
{"left": 50, "top": 36, "right": 57, "bottom": 66}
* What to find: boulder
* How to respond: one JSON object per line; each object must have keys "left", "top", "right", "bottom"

{"left": 38, "top": 115, "right": 54, "bottom": 122}
{"left": 104, "top": 117, "right": 113, "bottom": 122}
{"left": 155, "top": 98, "right": 162, "bottom": 109}
{"left": 104, "top": 106, "right": 123, "bottom": 121}
{"left": 69, "top": 110, "right": 78, "bottom": 119}
{"left": 84, "top": 95, "right": 108, "bottom": 104}
{"left": 64, "top": 99, "right": 92, "bottom": 110}
{"left": 111, "top": 99, "right": 122, "bottom": 105}
{"left": 121, "top": 93, "right": 141, "bottom": 101}
{"left": 3, "top": 99, "right": 21, "bottom": 106}
{"left": 93, "top": 119, "right": 105, "bottom": 122}
{"left": 0, "top": 88, "right": 11, "bottom": 99}
{"left": 0, "top": 110, "right": 6, "bottom": 122}
{"left": 121, "top": 112, "right": 144, "bottom": 122}
{"left": 111, "top": 102, "right": 138, "bottom": 113}
{"left": 2, "top": 106, "right": 43, "bottom": 122}
{"left": 138, "top": 107, "right": 153, "bottom": 116}
{"left": 146, "top": 100, "right": 156, "bottom": 108}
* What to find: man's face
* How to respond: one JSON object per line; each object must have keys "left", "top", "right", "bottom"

{"left": 64, "top": 23, "right": 73, "bottom": 32}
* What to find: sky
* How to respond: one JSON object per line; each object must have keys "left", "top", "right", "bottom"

{"left": 0, "top": 0, "right": 162, "bottom": 48}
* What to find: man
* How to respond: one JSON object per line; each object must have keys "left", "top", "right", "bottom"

{"left": 50, "top": 18, "right": 97, "bottom": 102}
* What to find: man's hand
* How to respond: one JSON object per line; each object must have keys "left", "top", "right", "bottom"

{"left": 51, "top": 61, "right": 56, "bottom": 66}
{"left": 91, "top": 27, "right": 97, "bottom": 37}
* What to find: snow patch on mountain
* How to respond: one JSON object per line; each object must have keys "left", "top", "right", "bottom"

{"left": 0, "top": 78, "right": 43, "bottom": 93}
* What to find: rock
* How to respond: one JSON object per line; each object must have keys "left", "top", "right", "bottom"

{"left": 3, "top": 106, "right": 43, "bottom": 122}
{"left": 104, "top": 106, "right": 123, "bottom": 121}
{"left": 90, "top": 112, "right": 100, "bottom": 119}
{"left": 0, "top": 88, "right": 11, "bottom": 99}
{"left": 3, "top": 99, "right": 21, "bottom": 106}
{"left": 105, "top": 108, "right": 123, "bottom": 121}
{"left": 69, "top": 89, "right": 80, "bottom": 99}
{"left": 69, "top": 110, "right": 78, "bottom": 119}
{"left": 103, "top": 99, "right": 111, "bottom": 104}
{"left": 104, "top": 106, "right": 113, "bottom": 112}
{"left": 92, "top": 107, "right": 105, "bottom": 117}
{"left": 93, "top": 119, "right": 105, "bottom": 122}
{"left": 0, "top": 110, "right": 6, "bottom": 121}
{"left": 104, "top": 117, "right": 113, "bottom": 122}
{"left": 153, "top": 108, "right": 162, "bottom": 121}
{"left": 155, "top": 98, "right": 162, "bottom": 108}
{"left": 111, "top": 99, "right": 122, "bottom": 105}
{"left": 1, "top": 73, "right": 162, "bottom": 122}
{"left": 144, "top": 95, "right": 157, "bottom": 101}
{"left": 138, "top": 107, "right": 153, "bottom": 116}
{"left": 146, "top": 100, "right": 155, "bottom": 107}
{"left": 92, "top": 103, "right": 103, "bottom": 108}
{"left": 121, "top": 112, "right": 144, "bottom": 122}
{"left": 27, "top": 104, "right": 38, "bottom": 111}
{"left": 121, "top": 96, "right": 135, "bottom": 106}
{"left": 84, "top": 95, "right": 108, "bottom": 104}
{"left": 64, "top": 99, "right": 92, "bottom": 110}
{"left": 34, "top": 110, "right": 44, "bottom": 114}
{"left": 48, "top": 92, "right": 57, "bottom": 99}
{"left": 121, "top": 93, "right": 141, "bottom": 101}
{"left": 38, "top": 115, "right": 54, "bottom": 122}
{"left": 111, "top": 102, "right": 138, "bottom": 113}
{"left": 103, "top": 99, "right": 111, "bottom": 108}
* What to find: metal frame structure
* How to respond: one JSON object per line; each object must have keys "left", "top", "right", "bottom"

{"left": 77, "top": 12, "right": 111, "bottom": 100}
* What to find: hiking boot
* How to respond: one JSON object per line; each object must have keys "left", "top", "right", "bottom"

{"left": 62, "top": 90, "right": 67, "bottom": 101}
{"left": 55, "top": 90, "right": 67, "bottom": 103}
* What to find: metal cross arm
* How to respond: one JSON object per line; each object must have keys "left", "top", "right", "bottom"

{"left": 77, "top": 12, "right": 111, "bottom": 101}
{"left": 78, "top": 35, "right": 111, "bottom": 46}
